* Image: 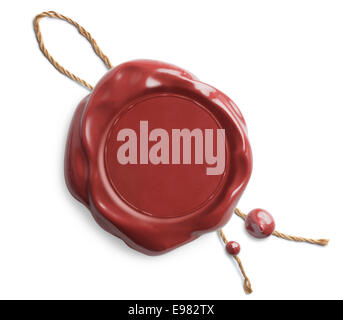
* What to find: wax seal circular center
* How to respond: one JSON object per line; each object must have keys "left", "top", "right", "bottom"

{"left": 105, "top": 95, "right": 227, "bottom": 218}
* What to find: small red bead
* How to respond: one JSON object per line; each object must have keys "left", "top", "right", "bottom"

{"left": 245, "top": 208, "right": 275, "bottom": 239}
{"left": 225, "top": 241, "right": 241, "bottom": 256}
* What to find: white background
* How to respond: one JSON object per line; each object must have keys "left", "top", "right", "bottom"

{"left": 0, "top": 0, "right": 342, "bottom": 300}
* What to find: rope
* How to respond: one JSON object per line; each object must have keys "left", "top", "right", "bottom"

{"left": 33, "top": 11, "right": 113, "bottom": 91}
{"left": 218, "top": 229, "right": 253, "bottom": 294}
{"left": 219, "top": 229, "right": 228, "bottom": 244}
{"left": 234, "top": 208, "right": 329, "bottom": 246}
{"left": 233, "top": 256, "right": 253, "bottom": 294}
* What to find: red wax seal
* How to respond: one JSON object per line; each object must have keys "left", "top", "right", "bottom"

{"left": 65, "top": 60, "right": 252, "bottom": 255}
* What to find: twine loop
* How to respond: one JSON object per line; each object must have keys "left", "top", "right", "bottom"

{"left": 33, "top": 11, "right": 113, "bottom": 90}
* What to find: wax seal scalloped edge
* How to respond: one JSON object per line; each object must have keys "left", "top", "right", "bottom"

{"left": 65, "top": 60, "right": 253, "bottom": 255}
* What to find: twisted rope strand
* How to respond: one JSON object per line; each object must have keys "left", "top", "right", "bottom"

{"left": 234, "top": 208, "right": 247, "bottom": 220}
{"left": 219, "top": 229, "right": 253, "bottom": 294}
{"left": 219, "top": 229, "right": 228, "bottom": 244}
{"left": 233, "top": 256, "right": 253, "bottom": 294}
{"left": 33, "top": 11, "right": 113, "bottom": 90}
{"left": 234, "top": 208, "right": 329, "bottom": 246}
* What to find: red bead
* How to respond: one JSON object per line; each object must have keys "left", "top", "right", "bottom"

{"left": 245, "top": 209, "right": 275, "bottom": 239}
{"left": 226, "top": 241, "right": 241, "bottom": 255}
